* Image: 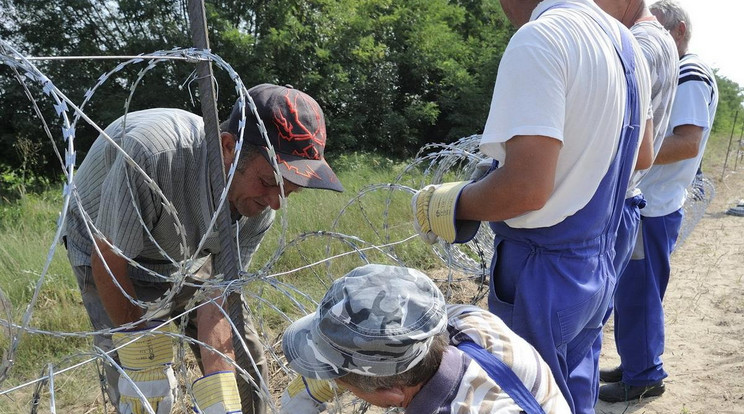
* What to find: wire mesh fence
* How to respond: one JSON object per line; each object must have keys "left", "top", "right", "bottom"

{"left": 0, "top": 38, "right": 717, "bottom": 413}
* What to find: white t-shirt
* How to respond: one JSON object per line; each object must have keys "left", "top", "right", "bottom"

{"left": 480, "top": 0, "right": 651, "bottom": 229}
{"left": 639, "top": 53, "right": 719, "bottom": 217}
{"left": 626, "top": 18, "right": 679, "bottom": 198}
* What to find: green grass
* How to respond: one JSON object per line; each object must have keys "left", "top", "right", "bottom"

{"left": 0, "top": 152, "right": 441, "bottom": 409}
{"left": 0, "top": 139, "right": 736, "bottom": 410}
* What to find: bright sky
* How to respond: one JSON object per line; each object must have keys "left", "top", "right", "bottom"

{"left": 674, "top": 0, "right": 744, "bottom": 87}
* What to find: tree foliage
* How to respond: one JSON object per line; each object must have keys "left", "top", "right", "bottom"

{"left": 712, "top": 72, "right": 744, "bottom": 137}
{"left": 2, "top": 0, "right": 743, "bottom": 181}
{"left": 0, "top": 0, "right": 511, "bottom": 178}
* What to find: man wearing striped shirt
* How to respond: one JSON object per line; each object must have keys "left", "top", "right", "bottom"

{"left": 280, "top": 264, "right": 570, "bottom": 413}
{"left": 598, "top": 0, "right": 719, "bottom": 402}
{"left": 64, "top": 84, "right": 343, "bottom": 413}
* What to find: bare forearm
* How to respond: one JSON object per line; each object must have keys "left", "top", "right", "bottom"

{"left": 457, "top": 135, "right": 558, "bottom": 222}
{"left": 634, "top": 119, "right": 654, "bottom": 170}
{"left": 458, "top": 168, "right": 546, "bottom": 222}
{"left": 91, "top": 238, "right": 143, "bottom": 326}
{"left": 654, "top": 124, "right": 704, "bottom": 165}
{"left": 197, "top": 294, "right": 235, "bottom": 374}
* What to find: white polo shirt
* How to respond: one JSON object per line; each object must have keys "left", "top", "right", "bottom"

{"left": 639, "top": 53, "right": 719, "bottom": 217}
{"left": 480, "top": 0, "right": 651, "bottom": 229}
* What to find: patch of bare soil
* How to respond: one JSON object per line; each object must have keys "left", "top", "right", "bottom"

{"left": 597, "top": 169, "right": 744, "bottom": 414}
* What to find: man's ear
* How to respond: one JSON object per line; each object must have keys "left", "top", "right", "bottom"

{"left": 673, "top": 21, "right": 687, "bottom": 41}
{"left": 374, "top": 387, "right": 406, "bottom": 406}
{"left": 220, "top": 132, "right": 236, "bottom": 168}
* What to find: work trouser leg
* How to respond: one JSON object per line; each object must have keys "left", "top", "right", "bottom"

{"left": 72, "top": 265, "right": 122, "bottom": 407}
{"left": 614, "top": 211, "right": 682, "bottom": 386}
{"left": 488, "top": 238, "right": 614, "bottom": 414}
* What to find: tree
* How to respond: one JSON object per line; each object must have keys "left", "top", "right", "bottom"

{"left": 712, "top": 72, "right": 744, "bottom": 136}
{"left": 1, "top": 0, "right": 514, "bottom": 179}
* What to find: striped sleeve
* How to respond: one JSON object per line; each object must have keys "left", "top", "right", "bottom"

{"left": 679, "top": 58, "right": 715, "bottom": 88}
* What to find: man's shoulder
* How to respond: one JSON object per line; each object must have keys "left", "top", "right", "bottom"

{"left": 108, "top": 108, "right": 206, "bottom": 155}
{"left": 679, "top": 54, "right": 716, "bottom": 82}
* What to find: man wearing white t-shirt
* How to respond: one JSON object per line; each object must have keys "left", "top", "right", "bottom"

{"left": 595, "top": 0, "right": 679, "bottom": 277}
{"left": 594, "top": 0, "right": 679, "bottom": 403}
{"left": 598, "top": 0, "right": 719, "bottom": 402}
{"left": 411, "top": 0, "right": 652, "bottom": 412}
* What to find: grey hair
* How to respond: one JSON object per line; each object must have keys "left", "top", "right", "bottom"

{"left": 650, "top": 0, "right": 692, "bottom": 42}
{"left": 219, "top": 119, "right": 263, "bottom": 172}
{"left": 338, "top": 333, "right": 450, "bottom": 393}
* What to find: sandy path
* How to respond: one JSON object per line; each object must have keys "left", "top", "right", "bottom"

{"left": 596, "top": 168, "right": 744, "bottom": 414}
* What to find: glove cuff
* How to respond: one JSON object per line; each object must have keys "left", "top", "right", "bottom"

{"left": 287, "top": 376, "right": 340, "bottom": 403}
{"left": 429, "top": 181, "right": 480, "bottom": 243}
{"left": 113, "top": 325, "right": 173, "bottom": 370}
{"left": 193, "top": 371, "right": 242, "bottom": 413}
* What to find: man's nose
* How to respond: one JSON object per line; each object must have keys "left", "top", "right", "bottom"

{"left": 265, "top": 186, "right": 295, "bottom": 210}
{"left": 265, "top": 191, "right": 282, "bottom": 210}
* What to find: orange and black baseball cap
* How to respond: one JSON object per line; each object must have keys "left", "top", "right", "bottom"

{"left": 227, "top": 83, "right": 344, "bottom": 192}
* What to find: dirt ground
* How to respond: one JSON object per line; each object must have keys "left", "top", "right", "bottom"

{"left": 595, "top": 168, "right": 744, "bottom": 414}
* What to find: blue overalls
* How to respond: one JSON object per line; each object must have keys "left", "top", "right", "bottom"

{"left": 487, "top": 4, "right": 641, "bottom": 413}
{"left": 613, "top": 210, "right": 683, "bottom": 386}
{"left": 613, "top": 194, "right": 646, "bottom": 275}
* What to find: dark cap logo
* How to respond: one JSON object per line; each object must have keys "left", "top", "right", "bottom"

{"left": 273, "top": 90, "right": 326, "bottom": 161}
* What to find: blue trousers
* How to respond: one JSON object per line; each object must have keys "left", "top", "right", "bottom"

{"left": 489, "top": 237, "right": 615, "bottom": 414}
{"left": 613, "top": 210, "right": 683, "bottom": 385}
{"left": 613, "top": 195, "right": 644, "bottom": 277}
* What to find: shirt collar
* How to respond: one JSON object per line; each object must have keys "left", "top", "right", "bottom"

{"left": 406, "top": 346, "right": 466, "bottom": 414}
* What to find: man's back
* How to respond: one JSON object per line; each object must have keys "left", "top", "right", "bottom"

{"left": 65, "top": 108, "right": 273, "bottom": 281}
{"left": 404, "top": 304, "right": 571, "bottom": 413}
{"left": 627, "top": 18, "right": 679, "bottom": 194}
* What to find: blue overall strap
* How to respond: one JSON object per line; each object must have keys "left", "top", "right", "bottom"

{"left": 456, "top": 341, "right": 546, "bottom": 414}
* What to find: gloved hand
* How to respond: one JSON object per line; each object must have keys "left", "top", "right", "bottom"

{"left": 192, "top": 371, "right": 242, "bottom": 414}
{"left": 113, "top": 323, "right": 177, "bottom": 414}
{"left": 469, "top": 158, "right": 498, "bottom": 181}
{"left": 280, "top": 376, "right": 343, "bottom": 414}
{"left": 411, "top": 181, "right": 480, "bottom": 245}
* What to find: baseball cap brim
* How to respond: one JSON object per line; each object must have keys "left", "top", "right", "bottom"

{"left": 282, "top": 313, "right": 348, "bottom": 380}
{"left": 269, "top": 150, "right": 344, "bottom": 192}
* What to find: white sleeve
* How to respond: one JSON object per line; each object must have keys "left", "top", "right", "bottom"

{"left": 480, "top": 27, "right": 566, "bottom": 161}
{"left": 668, "top": 79, "right": 714, "bottom": 131}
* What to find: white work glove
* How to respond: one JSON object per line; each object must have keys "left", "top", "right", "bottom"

{"left": 113, "top": 323, "right": 177, "bottom": 414}
{"left": 411, "top": 181, "right": 480, "bottom": 245}
{"left": 192, "top": 371, "right": 242, "bottom": 414}
{"left": 469, "top": 158, "right": 498, "bottom": 181}
{"left": 280, "top": 376, "right": 343, "bottom": 414}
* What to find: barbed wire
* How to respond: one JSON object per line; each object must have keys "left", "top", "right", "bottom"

{"left": 0, "top": 39, "right": 715, "bottom": 413}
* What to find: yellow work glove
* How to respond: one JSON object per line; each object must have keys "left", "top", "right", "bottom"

{"left": 411, "top": 181, "right": 480, "bottom": 244}
{"left": 280, "top": 376, "right": 344, "bottom": 414}
{"left": 192, "top": 371, "right": 242, "bottom": 414}
{"left": 113, "top": 324, "right": 177, "bottom": 414}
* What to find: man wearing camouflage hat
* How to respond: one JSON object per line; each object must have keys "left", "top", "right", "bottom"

{"left": 279, "top": 264, "right": 570, "bottom": 413}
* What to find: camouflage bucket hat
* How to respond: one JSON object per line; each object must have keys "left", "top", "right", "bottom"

{"left": 282, "top": 264, "right": 447, "bottom": 380}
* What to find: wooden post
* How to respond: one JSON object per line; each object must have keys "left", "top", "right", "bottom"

{"left": 721, "top": 109, "right": 739, "bottom": 181}
{"left": 735, "top": 114, "right": 743, "bottom": 171}
{"left": 187, "top": 1, "right": 259, "bottom": 413}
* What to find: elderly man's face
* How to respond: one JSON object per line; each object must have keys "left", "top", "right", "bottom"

{"left": 227, "top": 154, "right": 301, "bottom": 217}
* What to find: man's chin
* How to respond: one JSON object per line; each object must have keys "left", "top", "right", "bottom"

{"left": 240, "top": 206, "right": 268, "bottom": 218}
